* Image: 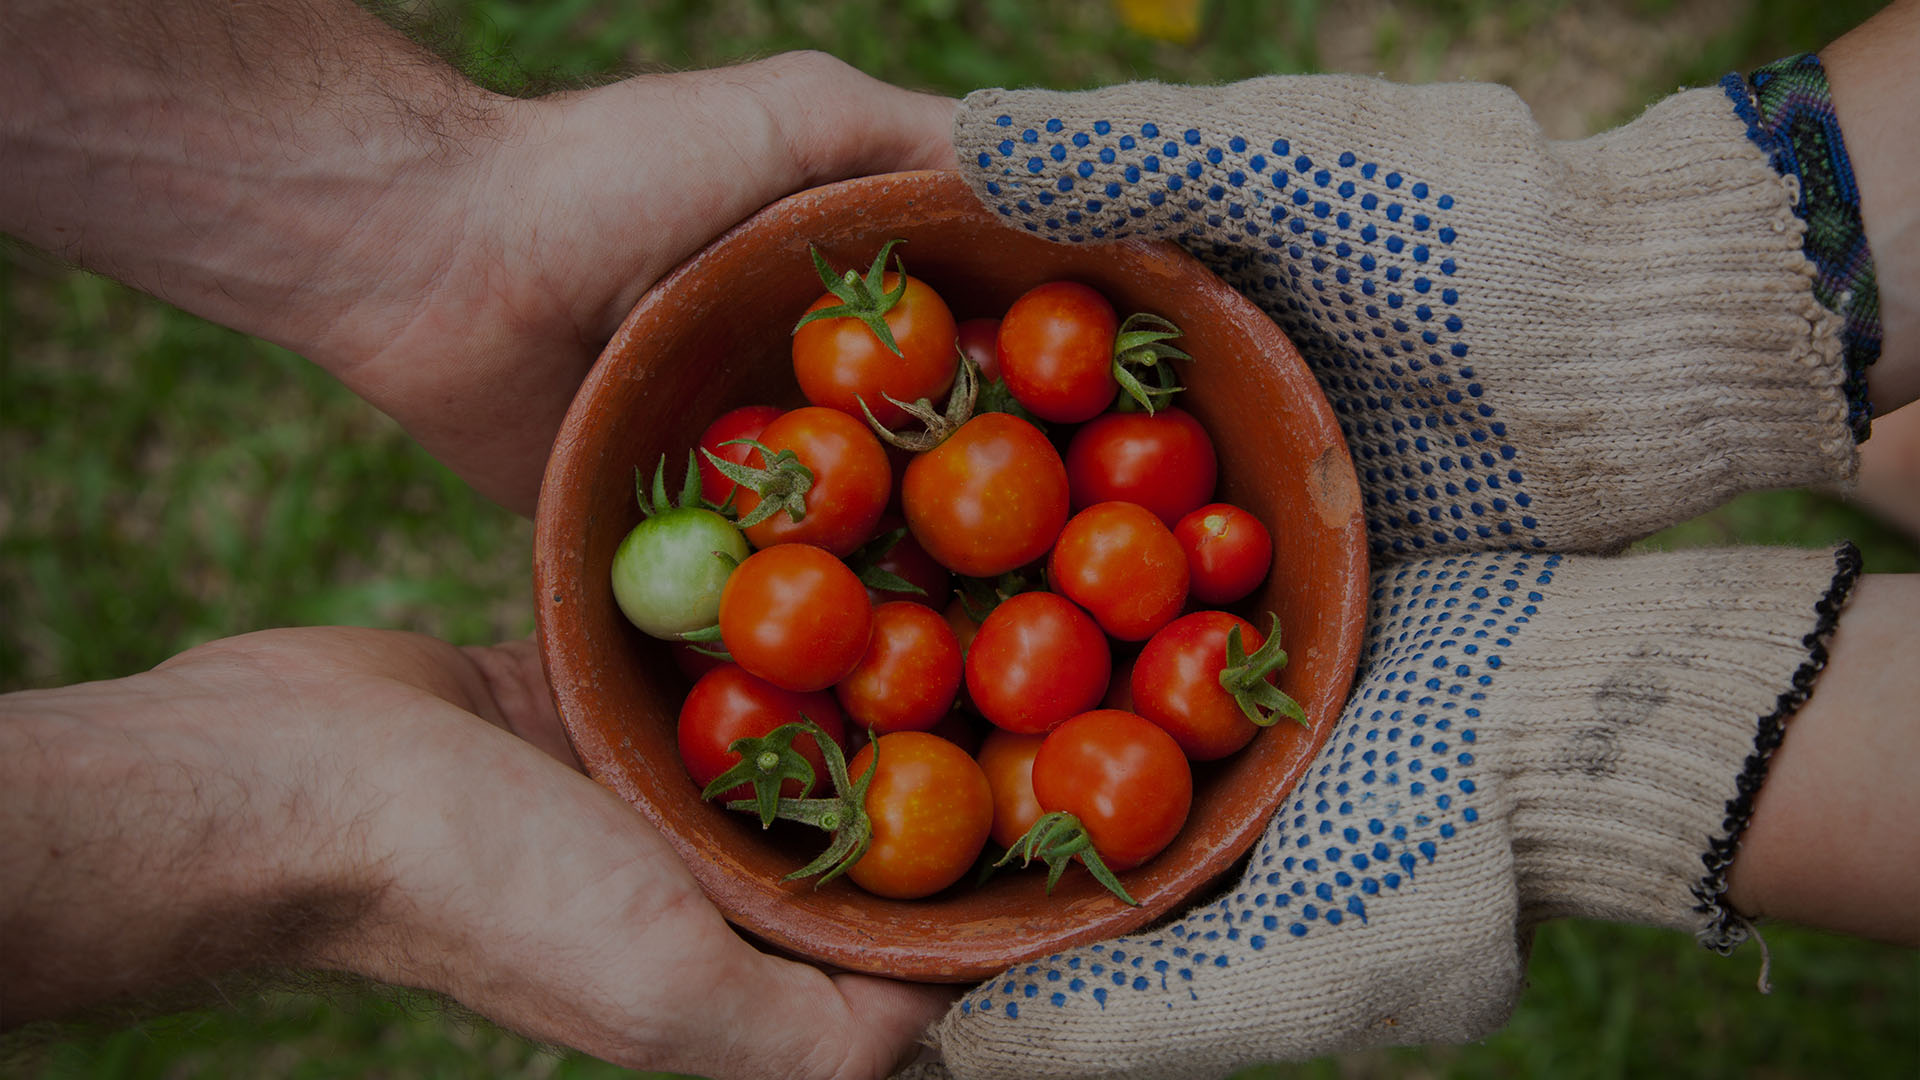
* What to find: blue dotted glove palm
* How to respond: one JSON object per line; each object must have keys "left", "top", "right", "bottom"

{"left": 953, "top": 75, "right": 1857, "bottom": 558}
{"left": 928, "top": 545, "right": 1856, "bottom": 1080}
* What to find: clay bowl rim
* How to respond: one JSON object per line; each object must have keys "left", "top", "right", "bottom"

{"left": 533, "top": 169, "right": 1369, "bottom": 982}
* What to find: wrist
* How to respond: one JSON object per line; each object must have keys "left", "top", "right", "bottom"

{"left": 279, "top": 91, "right": 526, "bottom": 371}
{"left": 0, "top": 660, "right": 382, "bottom": 1022}
{"left": 302, "top": 700, "right": 678, "bottom": 1040}
{"left": 1822, "top": 0, "right": 1920, "bottom": 416}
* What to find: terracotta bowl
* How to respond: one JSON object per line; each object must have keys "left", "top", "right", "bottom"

{"left": 534, "top": 170, "right": 1367, "bottom": 982}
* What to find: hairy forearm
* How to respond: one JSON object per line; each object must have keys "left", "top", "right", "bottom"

{"left": 1824, "top": 0, "right": 1920, "bottom": 413}
{"left": 0, "top": 667, "right": 375, "bottom": 1023}
{"left": 0, "top": 0, "right": 506, "bottom": 365}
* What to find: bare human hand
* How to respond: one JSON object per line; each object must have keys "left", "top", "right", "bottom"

{"left": 0, "top": 2, "right": 959, "bottom": 513}
{"left": 0, "top": 627, "right": 953, "bottom": 1079}
{"left": 321, "top": 53, "right": 960, "bottom": 514}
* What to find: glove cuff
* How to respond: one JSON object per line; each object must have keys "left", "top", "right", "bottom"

{"left": 1497, "top": 544, "right": 1861, "bottom": 945}
{"left": 1724, "top": 54, "right": 1881, "bottom": 443}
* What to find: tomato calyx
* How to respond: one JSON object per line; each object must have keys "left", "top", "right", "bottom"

{"left": 995, "top": 810, "right": 1139, "bottom": 906}
{"left": 859, "top": 353, "right": 980, "bottom": 453}
{"left": 846, "top": 526, "right": 927, "bottom": 597}
{"left": 1222, "top": 613, "right": 1308, "bottom": 727}
{"left": 702, "top": 721, "right": 820, "bottom": 827}
{"left": 726, "top": 719, "right": 877, "bottom": 887}
{"left": 955, "top": 568, "right": 1040, "bottom": 623}
{"left": 700, "top": 438, "right": 814, "bottom": 529}
{"left": 638, "top": 449, "right": 727, "bottom": 517}
{"left": 792, "top": 240, "right": 911, "bottom": 357}
{"left": 1110, "top": 358, "right": 1183, "bottom": 417}
{"left": 1111, "top": 312, "right": 1191, "bottom": 415}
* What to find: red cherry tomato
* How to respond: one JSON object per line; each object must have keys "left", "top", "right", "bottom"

{"left": 793, "top": 271, "right": 957, "bottom": 429}
{"left": 677, "top": 664, "right": 847, "bottom": 802}
{"left": 718, "top": 544, "right": 872, "bottom": 692}
{"left": 976, "top": 728, "right": 1046, "bottom": 850}
{"left": 846, "top": 732, "right": 993, "bottom": 899}
{"left": 997, "top": 281, "right": 1119, "bottom": 423}
{"left": 735, "top": 406, "right": 890, "bottom": 557}
{"left": 955, "top": 316, "right": 1002, "bottom": 381}
{"left": 1132, "top": 610, "right": 1281, "bottom": 760}
{"left": 902, "top": 412, "right": 1069, "bottom": 578}
{"left": 1174, "top": 503, "right": 1274, "bottom": 606}
{"left": 1032, "top": 709, "right": 1192, "bottom": 872}
{"left": 1064, "top": 407, "right": 1218, "bottom": 527}
{"left": 966, "top": 591, "right": 1110, "bottom": 735}
{"left": 1048, "top": 501, "right": 1189, "bottom": 641}
{"left": 834, "top": 601, "right": 964, "bottom": 735}
{"left": 697, "top": 404, "right": 782, "bottom": 506}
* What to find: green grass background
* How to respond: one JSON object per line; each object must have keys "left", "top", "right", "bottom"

{"left": 4, "top": 0, "right": 1916, "bottom": 1076}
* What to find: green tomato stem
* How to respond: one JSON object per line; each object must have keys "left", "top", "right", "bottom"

{"left": 997, "top": 810, "right": 1139, "bottom": 906}
{"left": 791, "top": 240, "right": 910, "bottom": 357}
{"left": 702, "top": 722, "right": 821, "bottom": 828}
{"left": 701, "top": 439, "right": 814, "bottom": 529}
{"left": 1111, "top": 312, "right": 1191, "bottom": 415}
{"left": 722, "top": 719, "right": 879, "bottom": 888}
{"left": 1220, "top": 613, "right": 1308, "bottom": 727}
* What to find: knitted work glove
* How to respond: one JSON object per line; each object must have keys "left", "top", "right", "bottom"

{"left": 954, "top": 69, "right": 1874, "bottom": 558}
{"left": 922, "top": 63, "right": 1883, "bottom": 1079}
{"left": 931, "top": 544, "right": 1859, "bottom": 1080}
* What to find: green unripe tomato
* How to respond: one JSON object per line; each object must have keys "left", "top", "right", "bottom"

{"left": 611, "top": 507, "right": 750, "bottom": 638}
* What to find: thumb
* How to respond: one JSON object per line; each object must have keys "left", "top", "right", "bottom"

{"left": 734, "top": 51, "right": 960, "bottom": 187}
{"left": 531, "top": 51, "right": 958, "bottom": 343}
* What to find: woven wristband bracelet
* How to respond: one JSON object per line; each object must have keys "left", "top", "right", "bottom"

{"left": 1722, "top": 53, "right": 1881, "bottom": 442}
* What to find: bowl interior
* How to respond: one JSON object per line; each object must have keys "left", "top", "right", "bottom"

{"left": 534, "top": 171, "right": 1367, "bottom": 981}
